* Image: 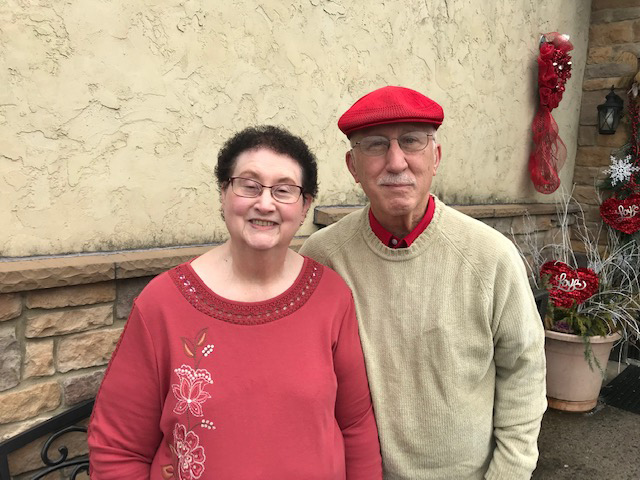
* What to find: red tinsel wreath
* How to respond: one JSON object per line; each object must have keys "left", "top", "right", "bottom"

{"left": 540, "top": 261, "right": 599, "bottom": 309}
{"left": 529, "top": 33, "right": 573, "bottom": 194}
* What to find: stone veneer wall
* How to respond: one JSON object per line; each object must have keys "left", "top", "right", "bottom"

{"left": 0, "top": 245, "right": 219, "bottom": 478}
{"left": 0, "top": 204, "right": 572, "bottom": 477}
{"left": 574, "top": 0, "right": 640, "bottom": 245}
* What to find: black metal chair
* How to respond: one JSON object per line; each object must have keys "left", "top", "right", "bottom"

{"left": 0, "top": 399, "right": 93, "bottom": 480}
{"left": 533, "top": 288, "right": 549, "bottom": 323}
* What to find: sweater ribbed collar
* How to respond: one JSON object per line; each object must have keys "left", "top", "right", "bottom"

{"left": 359, "top": 195, "right": 445, "bottom": 261}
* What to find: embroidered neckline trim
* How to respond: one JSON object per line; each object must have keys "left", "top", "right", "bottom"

{"left": 169, "top": 258, "right": 323, "bottom": 325}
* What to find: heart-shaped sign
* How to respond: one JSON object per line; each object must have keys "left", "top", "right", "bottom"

{"left": 600, "top": 194, "right": 640, "bottom": 235}
{"left": 540, "top": 261, "right": 599, "bottom": 308}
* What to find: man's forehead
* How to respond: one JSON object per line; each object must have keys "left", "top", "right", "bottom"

{"left": 350, "top": 122, "right": 434, "bottom": 139}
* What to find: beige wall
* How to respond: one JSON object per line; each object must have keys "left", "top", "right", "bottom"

{"left": 0, "top": 0, "right": 591, "bottom": 257}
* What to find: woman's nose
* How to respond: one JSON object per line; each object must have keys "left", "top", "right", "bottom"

{"left": 255, "top": 188, "right": 277, "bottom": 210}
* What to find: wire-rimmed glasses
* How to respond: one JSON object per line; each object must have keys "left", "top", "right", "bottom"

{"left": 352, "top": 131, "right": 434, "bottom": 157}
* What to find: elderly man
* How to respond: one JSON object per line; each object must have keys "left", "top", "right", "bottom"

{"left": 300, "top": 86, "right": 546, "bottom": 480}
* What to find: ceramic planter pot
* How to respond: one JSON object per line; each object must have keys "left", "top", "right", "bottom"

{"left": 544, "top": 330, "right": 621, "bottom": 412}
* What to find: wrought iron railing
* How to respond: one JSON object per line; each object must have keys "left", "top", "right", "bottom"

{"left": 533, "top": 288, "right": 549, "bottom": 322}
{"left": 0, "top": 399, "right": 93, "bottom": 480}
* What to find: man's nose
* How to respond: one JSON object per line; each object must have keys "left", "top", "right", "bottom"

{"left": 385, "top": 139, "right": 408, "bottom": 173}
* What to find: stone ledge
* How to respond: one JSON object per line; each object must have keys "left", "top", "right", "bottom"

{"left": 0, "top": 256, "right": 115, "bottom": 295}
{"left": 593, "top": 0, "right": 640, "bottom": 13}
{"left": 313, "top": 206, "right": 364, "bottom": 226}
{"left": 0, "top": 239, "right": 306, "bottom": 294}
{"left": 0, "top": 246, "right": 212, "bottom": 294}
{"left": 591, "top": 7, "right": 640, "bottom": 24}
{"left": 313, "top": 203, "right": 580, "bottom": 227}
{"left": 114, "top": 246, "right": 214, "bottom": 279}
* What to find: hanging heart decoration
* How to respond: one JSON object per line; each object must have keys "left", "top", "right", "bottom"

{"left": 540, "top": 261, "right": 599, "bottom": 308}
{"left": 600, "top": 194, "right": 640, "bottom": 235}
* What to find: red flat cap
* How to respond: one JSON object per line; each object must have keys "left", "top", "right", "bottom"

{"left": 338, "top": 86, "right": 444, "bottom": 136}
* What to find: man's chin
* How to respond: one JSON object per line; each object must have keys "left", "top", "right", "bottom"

{"left": 379, "top": 202, "right": 416, "bottom": 217}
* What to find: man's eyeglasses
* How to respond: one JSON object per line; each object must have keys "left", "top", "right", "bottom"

{"left": 228, "top": 177, "right": 303, "bottom": 204}
{"left": 351, "top": 131, "right": 434, "bottom": 157}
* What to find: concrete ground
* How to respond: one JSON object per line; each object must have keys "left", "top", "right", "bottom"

{"left": 533, "top": 363, "right": 640, "bottom": 480}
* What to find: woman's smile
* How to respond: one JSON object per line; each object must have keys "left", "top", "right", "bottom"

{"left": 250, "top": 219, "right": 279, "bottom": 227}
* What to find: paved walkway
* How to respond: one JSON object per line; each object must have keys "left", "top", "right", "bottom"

{"left": 534, "top": 403, "right": 640, "bottom": 479}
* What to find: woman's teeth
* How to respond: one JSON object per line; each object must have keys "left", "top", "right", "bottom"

{"left": 252, "top": 220, "right": 276, "bottom": 226}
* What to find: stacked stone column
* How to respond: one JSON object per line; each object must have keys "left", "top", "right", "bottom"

{"left": 573, "top": 0, "right": 640, "bottom": 246}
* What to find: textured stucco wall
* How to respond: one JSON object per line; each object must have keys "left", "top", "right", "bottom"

{"left": 0, "top": 0, "right": 591, "bottom": 257}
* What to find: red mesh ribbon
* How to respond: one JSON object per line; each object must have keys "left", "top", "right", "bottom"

{"left": 529, "top": 33, "right": 573, "bottom": 194}
{"left": 529, "top": 108, "right": 566, "bottom": 193}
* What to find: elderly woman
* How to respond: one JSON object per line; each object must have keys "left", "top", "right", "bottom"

{"left": 88, "top": 125, "right": 382, "bottom": 480}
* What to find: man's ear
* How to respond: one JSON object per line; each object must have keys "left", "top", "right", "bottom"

{"left": 433, "top": 143, "right": 442, "bottom": 175}
{"left": 346, "top": 150, "right": 360, "bottom": 183}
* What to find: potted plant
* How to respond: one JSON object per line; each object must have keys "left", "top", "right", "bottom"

{"left": 515, "top": 192, "right": 640, "bottom": 412}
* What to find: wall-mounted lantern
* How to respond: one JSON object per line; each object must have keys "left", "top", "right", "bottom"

{"left": 597, "top": 86, "right": 624, "bottom": 135}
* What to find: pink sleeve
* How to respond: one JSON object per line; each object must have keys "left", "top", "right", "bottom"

{"left": 333, "top": 296, "right": 383, "bottom": 480}
{"left": 88, "top": 303, "right": 163, "bottom": 479}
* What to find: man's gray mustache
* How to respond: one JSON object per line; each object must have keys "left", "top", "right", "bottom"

{"left": 377, "top": 175, "right": 415, "bottom": 186}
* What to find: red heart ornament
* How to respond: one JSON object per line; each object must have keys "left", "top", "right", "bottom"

{"left": 540, "top": 261, "right": 599, "bottom": 308}
{"left": 600, "top": 194, "right": 640, "bottom": 235}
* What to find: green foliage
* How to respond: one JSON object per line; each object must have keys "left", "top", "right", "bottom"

{"left": 545, "top": 301, "right": 615, "bottom": 338}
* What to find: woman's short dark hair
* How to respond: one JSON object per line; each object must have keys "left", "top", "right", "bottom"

{"left": 215, "top": 125, "right": 318, "bottom": 198}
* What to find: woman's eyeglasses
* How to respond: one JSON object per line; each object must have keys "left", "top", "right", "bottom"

{"left": 228, "top": 177, "right": 303, "bottom": 204}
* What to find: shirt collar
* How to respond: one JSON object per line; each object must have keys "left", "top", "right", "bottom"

{"left": 368, "top": 195, "right": 435, "bottom": 248}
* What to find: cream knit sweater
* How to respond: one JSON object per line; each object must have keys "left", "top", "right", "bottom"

{"left": 300, "top": 197, "right": 546, "bottom": 480}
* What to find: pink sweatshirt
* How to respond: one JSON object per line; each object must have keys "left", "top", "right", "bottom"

{"left": 88, "top": 257, "right": 382, "bottom": 480}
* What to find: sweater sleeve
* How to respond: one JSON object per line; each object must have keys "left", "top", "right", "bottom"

{"left": 333, "top": 295, "right": 383, "bottom": 480}
{"left": 299, "top": 234, "right": 331, "bottom": 268}
{"left": 88, "top": 303, "right": 163, "bottom": 479}
{"left": 485, "top": 245, "right": 547, "bottom": 480}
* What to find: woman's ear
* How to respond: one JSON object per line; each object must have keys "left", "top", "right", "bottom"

{"left": 302, "top": 193, "right": 313, "bottom": 221}
{"left": 219, "top": 183, "right": 228, "bottom": 219}
{"left": 302, "top": 194, "right": 313, "bottom": 217}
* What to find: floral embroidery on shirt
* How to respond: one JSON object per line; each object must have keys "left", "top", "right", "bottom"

{"left": 173, "top": 423, "right": 207, "bottom": 479}
{"left": 162, "top": 328, "right": 215, "bottom": 480}
{"left": 172, "top": 365, "right": 212, "bottom": 417}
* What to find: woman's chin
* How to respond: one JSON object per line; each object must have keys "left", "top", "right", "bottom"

{"left": 239, "top": 232, "right": 288, "bottom": 252}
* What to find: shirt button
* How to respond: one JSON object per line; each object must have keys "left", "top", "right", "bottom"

{"left": 391, "top": 238, "right": 398, "bottom": 246}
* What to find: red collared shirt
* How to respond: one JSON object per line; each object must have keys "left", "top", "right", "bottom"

{"left": 369, "top": 195, "right": 435, "bottom": 248}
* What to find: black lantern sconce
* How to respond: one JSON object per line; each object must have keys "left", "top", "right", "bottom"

{"left": 597, "top": 86, "right": 624, "bottom": 135}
